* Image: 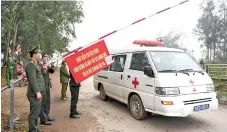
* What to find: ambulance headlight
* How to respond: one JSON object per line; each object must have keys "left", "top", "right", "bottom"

{"left": 156, "top": 87, "right": 180, "bottom": 95}
{"left": 206, "top": 84, "right": 214, "bottom": 92}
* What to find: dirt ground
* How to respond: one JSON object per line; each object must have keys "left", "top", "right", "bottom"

{"left": 1, "top": 73, "right": 227, "bottom": 132}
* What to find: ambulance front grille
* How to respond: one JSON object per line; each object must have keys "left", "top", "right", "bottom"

{"left": 183, "top": 98, "right": 212, "bottom": 105}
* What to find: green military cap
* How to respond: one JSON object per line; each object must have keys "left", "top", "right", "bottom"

{"left": 28, "top": 45, "right": 42, "bottom": 54}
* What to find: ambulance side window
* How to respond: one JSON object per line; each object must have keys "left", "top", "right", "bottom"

{"left": 103, "top": 55, "right": 113, "bottom": 71}
{"left": 130, "top": 52, "right": 150, "bottom": 71}
{"left": 110, "top": 55, "right": 126, "bottom": 72}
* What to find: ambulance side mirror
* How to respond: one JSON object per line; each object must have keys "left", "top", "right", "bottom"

{"left": 144, "top": 66, "right": 154, "bottom": 78}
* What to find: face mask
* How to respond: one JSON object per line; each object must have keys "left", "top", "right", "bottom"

{"left": 38, "top": 55, "right": 42, "bottom": 61}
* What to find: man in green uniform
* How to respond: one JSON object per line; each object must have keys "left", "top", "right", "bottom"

{"left": 69, "top": 70, "right": 81, "bottom": 118}
{"left": 25, "top": 46, "right": 45, "bottom": 132}
{"left": 6, "top": 55, "right": 16, "bottom": 86}
{"left": 60, "top": 60, "right": 70, "bottom": 100}
{"left": 39, "top": 53, "right": 54, "bottom": 125}
{"left": 67, "top": 47, "right": 82, "bottom": 118}
{"left": 13, "top": 59, "right": 17, "bottom": 79}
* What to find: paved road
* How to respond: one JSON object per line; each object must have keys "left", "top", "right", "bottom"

{"left": 45, "top": 74, "right": 227, "bottom": 132}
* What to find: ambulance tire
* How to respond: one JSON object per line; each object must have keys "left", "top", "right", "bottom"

{"left": 99, "top": 84, "right": 108, "bottom": 101}
{"left": 129, "top": 94, "right": 147, "bottom": 120}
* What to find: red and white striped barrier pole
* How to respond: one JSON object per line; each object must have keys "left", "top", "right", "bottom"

{"left": 49, "top": 0, "right": 189, "bottom": 65}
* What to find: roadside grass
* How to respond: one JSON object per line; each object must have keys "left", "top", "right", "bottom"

{"left": 214, "top": 79, "right": 227, "bottom": 97}
{"left": 1, "top": 113, "right": 28, "bottom": 132}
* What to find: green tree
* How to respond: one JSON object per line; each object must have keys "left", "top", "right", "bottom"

{"left": 194, "top": 0, "right": 226, "bottom": 63}
{"left": 156, "top": 30, "right": 187, "bottom": 51}
{"left": 217, "top": 0, "right": 227, "bottom": 62}
{"left": 1, "top": 1, "right": 25, "bottom": 63}
{"left": 1, "top": 1, "right": 84, "bottom": 65}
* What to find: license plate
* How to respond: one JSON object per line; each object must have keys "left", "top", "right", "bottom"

{"left": 194, "top": 104, "right": 209, "bottom": 112}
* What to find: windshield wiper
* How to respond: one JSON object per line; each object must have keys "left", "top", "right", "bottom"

{"left": 159, "top": 70, "right": 189, "bottom": 76}
{"left": 178, "top": 69, "right": 204, "bottom": 75}
{"left": 159, "top": 70, "right": 177, "bottom": 72}
{"left": 175, "top": 69, "right": 190, "bottom": 76}
{"left": 193, "top": 70, "right": 204, "bottom": 75}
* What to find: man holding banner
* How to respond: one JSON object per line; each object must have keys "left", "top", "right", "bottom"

{"left": 39, "top": 53, "right": 55, "bottom": 125}
{"left": 63, "top": 41, "right": 113, "bottom": 118}
{"left": 69, "top": 70, "right": 81, "bottom": 118}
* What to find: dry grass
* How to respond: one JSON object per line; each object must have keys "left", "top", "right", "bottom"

{"left": 1, "top": 113, "right": 29, "bottom": 132}
{"left": 214, "top": 80, "right": 227, "bottom": 97}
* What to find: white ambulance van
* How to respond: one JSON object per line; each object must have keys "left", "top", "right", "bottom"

{"left": 93, "top": 40, "right": 218, "bottom": 120}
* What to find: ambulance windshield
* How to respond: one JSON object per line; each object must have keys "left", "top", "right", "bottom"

{"left": 149, "top": 51, "right": 202, "bottom": 72}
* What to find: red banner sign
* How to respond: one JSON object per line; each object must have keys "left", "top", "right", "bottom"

{"left": 65, "top": 40, "right": 113, "bottom": 83}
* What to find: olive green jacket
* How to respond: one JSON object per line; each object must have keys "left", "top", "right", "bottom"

{"left": 60, "top": 65, "right": 69, "bottom": 84}
{"left": 6, "top": 60, "right": 15, "bottom": 71}
{"left": 25, "top": 61, "right": 45, "bottom": 97}
{"left": 41, "top": 69, "right": 51, "bottom": 89}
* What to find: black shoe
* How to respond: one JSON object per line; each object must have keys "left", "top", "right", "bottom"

{"left": 69, "top": 114, "right": 80, "bottom": 118}
{"left": 40, "top": 121, "right": 52, "bottom": 125}
{"left": 48, "top": 118, "right": 55, "bottom": 121}
{"left": 30, "top": 130, "right": 43, "bottom": 132}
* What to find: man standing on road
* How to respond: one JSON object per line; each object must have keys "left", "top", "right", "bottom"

{"left": 60, "top": 60, "right": 70, "bottom": 100}
{"left": 25, "top": 46, "right": 45, "bottom": 132}
{"left": 42, "top": 53, "right": 55, "bottom": 122}
{"left": 39, "top": 53, "right": 55, "bottom": 125}
{"left": 69, "top": 70, "right": 81, "bottom": 118}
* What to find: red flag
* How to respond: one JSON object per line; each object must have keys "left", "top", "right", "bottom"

{"left": 65, "top": 40, "right": 113, "bottom": 83}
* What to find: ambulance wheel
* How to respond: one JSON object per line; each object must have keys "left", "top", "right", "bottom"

{"left": 99, "top": 84, "right": 108, "bottom": 101}
{"left": 129, "top": 94, "right": 147, "bottom": 120}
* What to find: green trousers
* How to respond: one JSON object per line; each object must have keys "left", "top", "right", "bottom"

{"left": 39, "top": 92, "right": 48, "bottom": 122}
{"left": 46, "top": 87, "right": 51, "bottom": 117}
{"left": 6, "top": 70, "right": 13, "bottom": 85}
{"left": 28, "top": 96, "right": 42, "bottom": 132}
{"left": 61, "top": 83, "right": 68, "bottom": 98}
{"left": 70, "top": 86, "right": 80, "bottom": 114}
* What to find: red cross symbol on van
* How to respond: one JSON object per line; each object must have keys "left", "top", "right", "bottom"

{"left": 132, "top": 77, "right": 139, "bottom": 88}
{"left": 189, "top": 79, "right": 194, "bottom": 85}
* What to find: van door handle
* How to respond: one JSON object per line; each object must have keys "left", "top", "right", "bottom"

{"left": 127, "top": 75, "right": 131, "bottom": 78}
{"left": 120, "top": 75, "right": 123, "bottom": 80}
{"left": 145, "top": 84, "right": 153, "bottom": 87}
{"left": 98, "top": 75, "right": 108, "bottom": 79}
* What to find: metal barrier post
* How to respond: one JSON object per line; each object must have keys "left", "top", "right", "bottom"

{"left": 9, "top": 79, "right": 15, "bottom": 130}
